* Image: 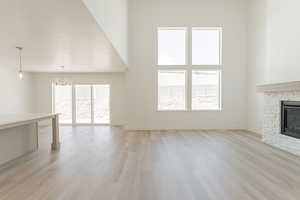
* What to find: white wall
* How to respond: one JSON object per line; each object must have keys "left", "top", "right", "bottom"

{"left": 32, "top": 73, "right": 126, "bottom": 126}
{"left": 82, "top": 0, "right": 128, "bottom": 64}
{"left": 247, "top": 0, "right": 268, "bottom": 133}
{"left": 0, "top": 67, "right": 33, "bottom": 114}
{"left": 266, "top": 0, "right": 300, "bottom": 83}
{"left": 126, "top": 0, "right": 248, "bottom": 130}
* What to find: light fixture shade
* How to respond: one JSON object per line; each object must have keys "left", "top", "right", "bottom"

{"left": 18, "top": 71, "right": 23, "bottom": 79}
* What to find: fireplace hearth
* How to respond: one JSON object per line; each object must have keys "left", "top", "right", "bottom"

{"left": 281, "top": 101, "right": 300, "bottom": 139}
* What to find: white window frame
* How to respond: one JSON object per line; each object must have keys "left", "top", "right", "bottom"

{"left": 156, "top": 27, "right": 223, "bottom": 111}
{"left": 52, "top": 83, "right": 111, "bottom": 125}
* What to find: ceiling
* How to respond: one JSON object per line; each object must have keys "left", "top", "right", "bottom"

{"left": 0, "top": 0, "right": 126, "bottom": 72}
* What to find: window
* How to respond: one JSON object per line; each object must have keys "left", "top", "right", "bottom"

{"left": 93, "top": 85, "right": 110, "bottom": 123}
{"left": 158, "top": 28, "right": 187, "bottom": 65}
{"left": 156, "top": 27, "right": 222, "bottom": 111}
{"left": 192, "top": 28, "right": 222, "bottom": 65}
{"left": 54, "top": 85, "right": 72, "bottom": 123}
{"left": 192, "top": 71, "right": 221, "bottom": 110}
{"left": 53, "top": 84, "right": 110, "bottom": 124}
{"left": 76, "top": 85, "right": 92, "bottom": 123}
{"left": 158, "top": 70, "right": 186, "bottom": 110}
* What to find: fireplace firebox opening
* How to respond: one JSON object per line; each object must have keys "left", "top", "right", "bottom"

{"left": 281, "top": 101, "right": 300, "bottom": 139}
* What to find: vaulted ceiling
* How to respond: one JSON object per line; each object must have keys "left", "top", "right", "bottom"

{"left": 0, "top": 0, "right": 126, "bottom": 72}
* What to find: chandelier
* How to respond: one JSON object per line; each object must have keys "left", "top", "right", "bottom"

{"left": 53, "top": 66, "right": 72, "bottom": 86}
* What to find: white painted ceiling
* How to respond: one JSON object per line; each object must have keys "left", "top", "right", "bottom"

{"left": 0, "top": 0, "right": 126, "bottom": 72}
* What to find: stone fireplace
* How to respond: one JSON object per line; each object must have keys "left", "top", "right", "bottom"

{"left": 257, "top": 81, "right": 300, "bottom": 156}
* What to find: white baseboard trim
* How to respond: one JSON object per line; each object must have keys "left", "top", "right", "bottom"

{"left": 124, "top": 128, "right": 247, "bottom": 132}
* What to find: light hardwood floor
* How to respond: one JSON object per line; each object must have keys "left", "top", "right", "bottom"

{"left": 0, "top": 126, "right": 300, "bottom": 200}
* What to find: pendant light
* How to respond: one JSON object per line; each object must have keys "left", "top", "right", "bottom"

{"left": 54, "top": 66, "right": 72, "bottom": 86}
{"left": 16, "top": 47, "right": 23, "bottom": 79}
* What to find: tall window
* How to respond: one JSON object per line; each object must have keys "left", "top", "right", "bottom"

{"left": 157, "top": 27, "right": 222, "bottom": 111}
{"left": 54, "top": 85, "right": 72, "bottom": 123}
{"left": 53, "top": 84, "right": 110, "bottom": 124}
{"left": 158, "top": 28, "right": 187, "bottom": 65}
{"left": 158, "top": 70, "right": 186, "bottom": 110}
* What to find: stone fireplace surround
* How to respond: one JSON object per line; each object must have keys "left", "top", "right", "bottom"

{"left": 257, "top": 81, "right": 300, "bottom": 156}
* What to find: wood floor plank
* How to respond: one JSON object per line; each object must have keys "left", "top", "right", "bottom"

{"left": 0, "top": 126, "right": 300, "bottom": 200}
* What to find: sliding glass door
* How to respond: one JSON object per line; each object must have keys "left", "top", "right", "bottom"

{"left": 54, "top": 84, "right": 110, "bottom": 124}
{"left": 94, "top": 85, "right": 110, "bottom": 124}
{"left": 54, "top": 85, "right": 73, "bottom": 124}
{"left": 75, "top": 85, "right": 92, "bottom": 123}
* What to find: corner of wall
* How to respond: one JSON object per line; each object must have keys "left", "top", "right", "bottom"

{"left": 246, "top": 0, "right": 268, "bottom": 135}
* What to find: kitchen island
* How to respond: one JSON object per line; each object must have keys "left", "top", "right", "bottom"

{"left": 0, "top": 113, "right": 60, "bottom": 166}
